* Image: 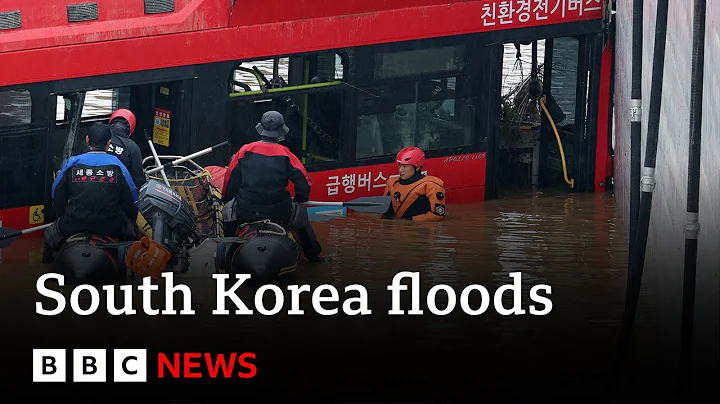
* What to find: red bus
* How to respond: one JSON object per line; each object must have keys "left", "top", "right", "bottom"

{"left": 0, "top": 0, "right": 615, "bottom": 236}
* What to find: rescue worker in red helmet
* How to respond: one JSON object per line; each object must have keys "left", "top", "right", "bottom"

{"left": 79, "top": 108, "right": 146, "bottom": 188}
{"left": 381, "top": 146, "right": 446, "bottom": 222}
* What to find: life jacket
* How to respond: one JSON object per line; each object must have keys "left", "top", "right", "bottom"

{"left": 383, "top": 173, "right": 446, "bottom": 222}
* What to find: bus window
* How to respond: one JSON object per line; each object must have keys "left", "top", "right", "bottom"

{"left": 284, "top": 90, "right": 343, "bottom": 168}
{"left": 230, "top": 53, "right": 342, "bottom": 93}
{"left": 317, "top": 52, "right": 344, "bottom": 81}
{"left": 373, "top": 45, "right": 466, "bottom": 80}
{"left": 81, "top": 89, "right": 115, "bottom": 118}
{"left": 231, "top": 58, "right": 291, "bottom": 92}
{"left": 549, "top": 37, "right": 579, "bottom": 127}
{"left": 0, "top": 88, "right": 46, "bottom": 210}
{"left": 228, "top": 53, "right": 346, "bottom": 171}
{"left": 355, "top": 76, "right": 477, "bottom": 159}
{"left": 55, "top": 88, "right": 117, "bottom": 123}
{"left": 0, "top": 89, "right": 32, "bottom": 127}
{"left": 227, "top": 90, "right": 343, "bottom": 171}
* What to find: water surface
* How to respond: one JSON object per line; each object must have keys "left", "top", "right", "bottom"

{"left": 0, "top": 188, "right": 629, "bottom": 399}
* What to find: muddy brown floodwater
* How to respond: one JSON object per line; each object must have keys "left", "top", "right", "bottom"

{"left": 0, "top": 188, "right": 632, "bottom": 400}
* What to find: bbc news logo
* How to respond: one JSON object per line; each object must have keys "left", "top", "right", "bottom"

{"left": 33, "top": 349, "right": 147, "bottom": 382}
{"left": 33, "top": 349, "right": 257, "bottom": 382}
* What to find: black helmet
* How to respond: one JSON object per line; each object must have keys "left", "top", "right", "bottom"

{"left": 255, "top": 111, "right": 289, "bottom": 139}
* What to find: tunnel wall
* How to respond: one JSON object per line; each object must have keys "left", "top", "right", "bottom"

{"left": 613, "top": 0, "right": 719, "bottom": 393}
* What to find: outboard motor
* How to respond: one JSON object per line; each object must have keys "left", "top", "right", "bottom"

{"left": 135, "top": 180, "right": 199, "bottom": 272}
{"left": 53, "top": 234, "right": 120, "bottom": 285}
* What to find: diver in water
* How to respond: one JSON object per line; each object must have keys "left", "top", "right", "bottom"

{"left": 78, "top": 108, "right": 145, "bottom": 189}
{"left": 43, "top": 123, "right": 139, "bottom": 257}
{"left": 381, "top": 146, "right": 447, "bottom": 222}
{"left": 222, "top": 110, "right": 329, "bottom": 263}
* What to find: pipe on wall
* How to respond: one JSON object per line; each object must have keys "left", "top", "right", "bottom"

{"left": 627, "top": 0, "right": 643, "bottom": 301}
{"left": 628, "top": 0, "right": 669, "bottom": 329}
{"left": 607, "top": 0, "right": 670, "bottom": 397}
{"left": 620, "top": 0, "right": 647, "bottom": 352}
{"left": 680, "top": 0, "right": 707, "bottom": 394}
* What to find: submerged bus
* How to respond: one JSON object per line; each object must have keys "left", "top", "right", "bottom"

{"left": 0, "top": 0, "right": 615, "bottom": 236}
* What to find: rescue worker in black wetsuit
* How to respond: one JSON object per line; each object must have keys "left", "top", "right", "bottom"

{"left": 43, "top": 123, "right": 140, "bottom": 255}
{"left": 381, "top": 146, "right": 447, "bottom": 222}
{"left": 79, "top": 108, "right": 145, "bottom": 189}
{"left": 221, "top": 111, "right": 329, "bottom": 263}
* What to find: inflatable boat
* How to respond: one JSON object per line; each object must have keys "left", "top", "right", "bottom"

{"left": 52, "top": 233, "right": 128, "bottom": 285}
{"left": 51, "top": 179, "right": 197, "bottom": 284}
{"left": 215, "top": 219, "right": 301, "bottom": 284}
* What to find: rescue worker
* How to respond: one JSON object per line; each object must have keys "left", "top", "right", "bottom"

{"left": 222, "top": 110, "right": 329, "bottom": 263}
{"left": 79, "top": 108, "right": 145, "bottom": 188}
{"left": 44, "top": 123, "right": 139, "bottom": 255}
{"left": 381, "top": 146, "right": 447, "bottom": 222}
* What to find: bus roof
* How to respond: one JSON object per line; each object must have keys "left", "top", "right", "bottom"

{"left": 0, "top": 0, "right": 607, "bottom": 87}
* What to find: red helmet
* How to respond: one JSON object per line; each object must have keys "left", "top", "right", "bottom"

{"left": 109, "top": 108, "right": 136, "bottom": 135}
{"left": 395, "top": 146, "right": 425, "bottom": 169}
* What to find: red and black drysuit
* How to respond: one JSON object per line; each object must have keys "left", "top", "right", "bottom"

{"left": 222, "top": 140, "right": 323, "bottom": 261}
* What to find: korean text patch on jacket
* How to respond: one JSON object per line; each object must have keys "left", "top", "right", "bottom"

{"left": 51, "top": 151, "right": 139, "bottom": 236}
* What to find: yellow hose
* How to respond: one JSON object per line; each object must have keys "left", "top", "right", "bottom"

{"left": 539, "top": 95, "right": 574, "bottom": 189}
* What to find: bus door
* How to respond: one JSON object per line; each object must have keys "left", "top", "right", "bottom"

{"left": 133, "top": 80, "right": 193, "bottom": 160}
{"left": 226, "top": 53, "right": 347, "bottom": 173}
{"left": 42, "top": 77, "right": 195, "bottom": 222}
{"left": 496, "top": 33, "right": 603, "bottom": 196}
{"left": 538, "top": 34, "right": 603, "bottom": 193}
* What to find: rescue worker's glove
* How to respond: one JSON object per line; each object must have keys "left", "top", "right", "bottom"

{"left": 124, "top": 236, "right": 171, "bottom": 280}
